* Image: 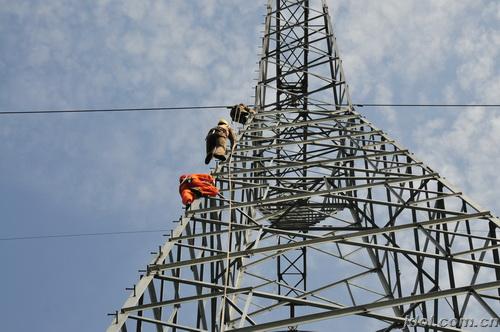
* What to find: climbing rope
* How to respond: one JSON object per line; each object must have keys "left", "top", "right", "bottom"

{"left": 217, "top": 108, "right": 255, "bottom": 330}
{"left": 219, "top": 125, "right": 237, "bottom": 332}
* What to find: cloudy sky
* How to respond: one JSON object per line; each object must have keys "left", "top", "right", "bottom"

{"left": 0, "top": 0, "right": 499, "bottom": 331}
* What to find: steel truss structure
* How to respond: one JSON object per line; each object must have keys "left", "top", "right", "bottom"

{"left": 107, "top": 1, "right": 500, "bottom": 331}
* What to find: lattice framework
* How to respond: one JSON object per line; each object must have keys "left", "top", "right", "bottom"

{"left": 107, "top": 1, "right": 500, "bottom": 331}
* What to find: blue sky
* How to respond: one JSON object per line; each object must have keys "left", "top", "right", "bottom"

{"left": 0, "top": 1, "right": 499, "bottom": 331}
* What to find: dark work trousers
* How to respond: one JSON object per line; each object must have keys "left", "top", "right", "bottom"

{"left": 205, "top": 134, "right": 227, "bottom": 164}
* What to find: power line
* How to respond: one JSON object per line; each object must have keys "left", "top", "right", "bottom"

{"left": 0, "top": 104, "right": 499, "bottom": 116}
{"left": 1, "top": 228, "right": 495, "bottom": 242}
{"left": 0, "top": 105, "right": 229, "bottom": 115}
{"left": 355, "top": 104, "right": 500, "bottom": 108}
{"left": 0, "top": 229, "right": 168, "bottom": 241}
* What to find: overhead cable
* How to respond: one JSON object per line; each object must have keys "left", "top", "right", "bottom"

{"left": 1, "top": 104, "right": 500, "bottom": 116}
{"left": 0, "top": 229, "right": 167, "bottom": 241}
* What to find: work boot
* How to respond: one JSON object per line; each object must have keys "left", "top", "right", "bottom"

{"left": 214, "top": 146, "right": 226, "bottom": 161}
{"left": 214, "top": 153, "right": 227, "bottom": 162}
{"left": 205, "top": 153, "right": 213, "bottom": 165}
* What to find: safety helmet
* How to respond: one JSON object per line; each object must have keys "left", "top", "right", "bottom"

{"left": 218, "top": 118, "right": 229, "bottom": 126}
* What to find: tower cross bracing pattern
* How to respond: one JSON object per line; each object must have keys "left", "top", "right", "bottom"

{"left": 107, "top": 1, "right": 500, "bottom": 331}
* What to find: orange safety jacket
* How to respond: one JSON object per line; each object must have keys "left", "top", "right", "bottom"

{"left": 179, "top": 174, "right": 219, "bottom": 205}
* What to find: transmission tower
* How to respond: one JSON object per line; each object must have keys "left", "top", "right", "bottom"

{"left": 107, "top": 1, "right": 500, "bottom": 331}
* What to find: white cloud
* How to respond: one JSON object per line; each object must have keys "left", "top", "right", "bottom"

{"left": 1, "top": 0, "right": 497, "bottom": 217}
{"left": 322, "top": 0, "right": 500, "bottom": 215}
{"left": 1, "top": 2, "right": 499, "bottom": 331}
{"left": 0, "top": 0, "right": 263, "bottom": 224}
{"left": 414, "top": 107, "right": 500, "bottom": 213}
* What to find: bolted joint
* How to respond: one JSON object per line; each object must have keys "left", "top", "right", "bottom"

{"left": 107, "top": 310, "right": 119, "bottom": 324}
{"left": 125, "top": 284, "right": 136, "bottom": 297}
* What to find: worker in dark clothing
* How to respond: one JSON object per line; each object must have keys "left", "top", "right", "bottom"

{"left": 179, "top": 174, "right": 219, "bottom": 206}
{"left": 205, "top": 119, "right": 237, "bottom": 164}
{"left": 230, "top": 103, "right": 256, "bottom": 124}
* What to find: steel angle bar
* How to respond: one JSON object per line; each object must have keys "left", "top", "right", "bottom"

{"left": 239, "top": 125, "right": 371, "bottom": 144}
{"left": 261, "top": 84, "right": 347, "bottom": 110}
{"left": 222, "top": 163, "right": 421, "bottom": 178}
{"left": 338, "top": 240, "right": 500, "bottom": 269}
{"left": 241, "top": 114, "right": 361, "bottom": 134}
{"left": 243, "top": 278, "right": 402, "bottom": 331}
{"left": 307, "top": 245, "right": 373, "bottom": 270}
{"left": 272, "top": 81, "right": 341, "bottom": 103}
{"left": 223, "top": 296, "right": 258, "bottom": 326}
{"left": 220, "top": 178, "right": 317, "bottom": 195}
{"left": 266, "top": 0, "right": 304, "bottom": 17}
{"left": 250, "top": 108, "right": 349, "bottom": 119}
{"left": 454, "top": 243, "right": 500, "bottom": 257}
{"left": 174, "top": 242, "right": 225, "bottom": 255}
{"left": 299, "top": 123, "right": 376, "bottom": 135}
{"left": 223, "top": 176, "right": 445, "bottom": 214}
{"left": 304, "top": 143, "right": 395, "bottom": 155}
{"left": 218, "top": 175, "right": 380, "bottom": 182}
{"left": 238, "top": 275, "right": 464, "bottom": 332}
{"left": 385, "top": 185, "right": 456, "bottom": 196}
{"left": 281, "top": 0, "right": 326, "bottom": 16}
{"left": 191, "top": 217, "right": 259, "bottom": 229}
{"left": 348, "top": 282, "right": 388, "bottom": 298}
{"left": 170, "top": 227, "right": 248, "bottom": 243}
{"left": 154, "top": 275, "right": 270, "bottom": 295}
{"left": 216, "top": 181, "right": 269, "bottom": 192}
{"left": 150, "top": 275, "right": 346, "bottom": 314}
{"left": 266, "top": 55, "right": 339, "bottom": 84}
{"left": 230, "top": 280, "right": 500, "bottom": 332}
{"left": 265, "top": 32, "right": 332, "bottom": 62}
{"left": 267, "top": 15, "right": 326, "bottom": 38}
{"left": 243, "top": 269, "right": 375, "bottom": 316}
{"left": 214, "top": 150, "right": 411, "bottom": 176}
{"left": 237, "top": 137, "right": 393, "bottom": 155}
{"left": 182, "top": 218, "right": 320, "bottom": 246}
{"left": 409, "top": 192, "right": 464, "bottom": 205}
{"left": 277, "top": 55, "right": 337, "bottom": 78}
{"left": 149, "top": 212, "right": 490, "bottom": 273}
{"left": 236, "top": 136, "right": 341, "bottom": 152}
{"left": 241, "top": 249, "right": 286, "bottom": 269}
{"left": 470, "top": 290, "right": 500, "bottom": 320}
{"left": 128, "top": 315, "right": 206, "bottom": 332}
{"left": 476, "top": 293, "right": 500, "bottom": 301}
{"left": 426, "top": 228, "right": 499, "bottom": 242}
{"left": 192, "top": 173, "right": 439, "bottom": 214}
{"left": 327, "top": 194, "right": 472, "bottom": 216}
{"left": 106, "top": 201, "right": 203, "bottom": 332}
{"left": 122, "top": 287, "right": 253, "bottom": 313}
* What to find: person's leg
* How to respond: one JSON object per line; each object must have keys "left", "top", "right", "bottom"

{"left": 181, "top": 190, "right": 195, "bottom": 206}
{"left": 214, "top": 136, "right": 227, "bottom": 161}
{"left": 240, "top": 112, "right": 248, "bottom": 124}
{"left": 198, "top": 181, "right": 219, "bottom": 197}
{"left": 205, "top": 184, "right": 219, "bottom": 197}
{"left": 205, "top": 135, "right": 216, "bottom": 164}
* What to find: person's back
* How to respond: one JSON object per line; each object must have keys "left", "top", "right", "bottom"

{"left": 205, "top": 119, "right": 236, "bottom": 164}
{"left": 230, "top": 103, "right": 256, "bottom": 124}
{"left": 178, "top": 174, "right": 218, "bottom": 206}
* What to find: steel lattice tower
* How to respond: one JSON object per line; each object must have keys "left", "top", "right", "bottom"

{"left": 107, "top": 1, "right": 500, "bottom": 331}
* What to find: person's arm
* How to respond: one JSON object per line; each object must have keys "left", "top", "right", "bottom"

{"left": 196, "top": 174, "right": 215, "bottom": 184}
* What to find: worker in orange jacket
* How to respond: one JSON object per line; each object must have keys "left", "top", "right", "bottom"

{"left": 179, "top": 174, "right": 219, "bottom": 206}
{"left": 205, "top": 119, "right": 237, "bottom": 164}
